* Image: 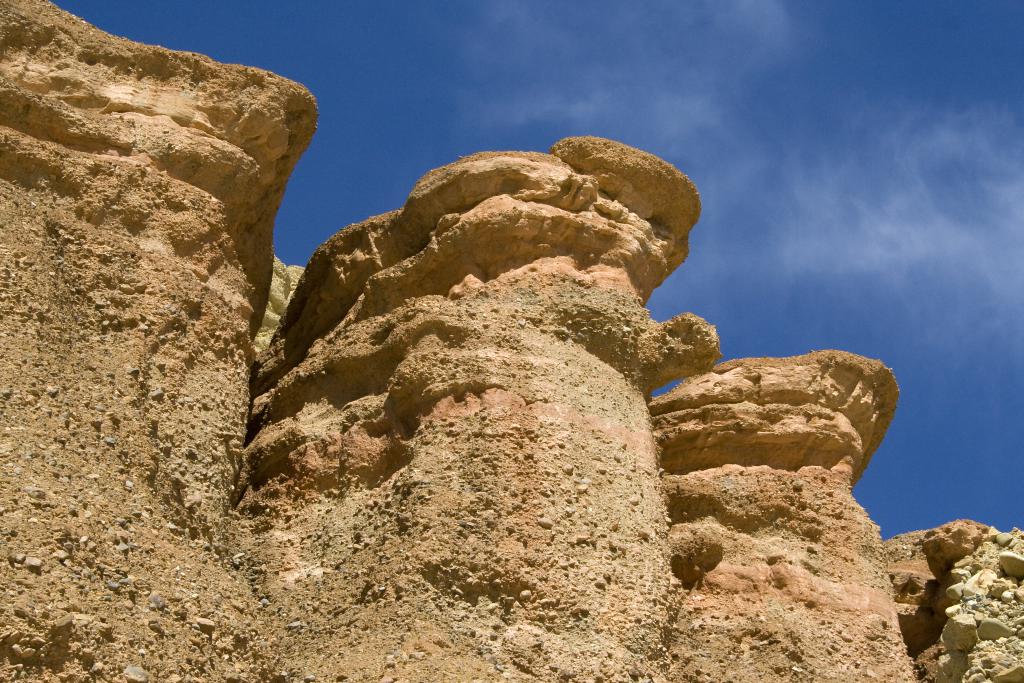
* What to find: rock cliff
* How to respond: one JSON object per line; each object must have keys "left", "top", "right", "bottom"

{"left": 884, "top": 522, "right": 1024, "bottom": 682}
{"left": 241, "top": 139, "right": 719, "bottom": 681}
{"left": 1, "top": 3, "right": 1016, "bottom": 682}
{"left": 0, "top": 0, "right": 315, "bottom": 680}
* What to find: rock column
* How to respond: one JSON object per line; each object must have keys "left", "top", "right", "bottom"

{"left": 243, "top": 138, "right": 719, "bottom": 681}
{"left": 650, "top": 352, "right": 917, "bottom": 682}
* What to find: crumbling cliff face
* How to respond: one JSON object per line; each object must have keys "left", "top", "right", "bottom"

{"left": 884, "top": 522, "right": 1024, "bottom": 683}
{"left": 0, "top": 0, "right": 315, "bottom": 680}
{"left": 1, "top": 3, "right": 1016, "bottom": 683}
{"left": 242, "top": 139, "right": 720, "bottom": 681}
{"left": 937, "top": 530, "right": 1024, "bottom": 683}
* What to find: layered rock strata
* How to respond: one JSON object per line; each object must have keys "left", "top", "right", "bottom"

{"left": 0, "top": 1, "right": 315, "bottom": 680}
{"left": 650, "top": 352, "right": 917, "bottom": 681}
{"left": 242, "top": 138, "right": 720, "bottom": 680}
{"left": 1, "top": 4, "right": 986, "bottom": 682}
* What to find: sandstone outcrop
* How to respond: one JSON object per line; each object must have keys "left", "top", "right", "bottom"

{"left": 241, "top": 139, "right": 720, "bottom": 681}
{"left": 1, "top": 3, "right": 999, "bottom": 682}
{"left": 651, "top": 352, "right": 917, "bottom": 682}
{"left": 0, "top": 1, "right": 315, "bottom": 680}
{"left": 652, "top": 351, "right": 898, "bottom": 483}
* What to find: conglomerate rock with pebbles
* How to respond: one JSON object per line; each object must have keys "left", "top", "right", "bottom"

{"left": 649, "top": 352, "right": 918, "bottom": 682}
{"left": 0, "top": 3, "right": 1008, "bottom": 682}
{"left": 884, "top": 519, "right": 992, "bottom": 680}
{"left": 241, "top": 138, "right": 721, "bottom": 681}
{"left": 0, "top": 0, "right": 316, "bottom": 680}
{"left": 883, "top": 524, "right": 1024, "bottom": 683}
{"left": 936, "top": 529, "right": 1024, "bottom": 683}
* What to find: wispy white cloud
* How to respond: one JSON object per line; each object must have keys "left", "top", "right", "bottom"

{"left": 457, "top": 0, "right": 797, "bottom": 154}
{"left": 454, "top": 1, "right": 1024, "bottom": 349}
{"left": 776, "top": 108, "right": 1024, "bottom": 301}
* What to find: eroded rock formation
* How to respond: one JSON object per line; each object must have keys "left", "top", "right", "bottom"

{"left": 1, "top": 3, "right": 1014, "bottom": 683}
{"left": 882, "top": 522, "right": 1024, "bottom": 683}
{"left": 932, "top": 528, "right": 1024, "bottom": 683}
{"left": 650, "top": 352, "right": 916, "bottom": 681}
{"left": 885, "top": 520, "right": 991, "bottom": 679}
{"left": 0, "top": 0, "right": 315, "bottom": 679}
{"left": 241, "top": 139, "right": 719, "bottom": 681}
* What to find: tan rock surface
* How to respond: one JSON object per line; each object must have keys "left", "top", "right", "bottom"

{"left": 936, "top": 528, "right": 1024, "bottom": 683}
{"left": 0, "top": 4, "right": 988, "bottom": 682}
{"left": 652, "top": 353, "right": 916, "bottom": 682}
{"left": 651, "top": 350, "right": 898, "bottom": 484}
{"left": 884, "top": 520, "right": 990, "bottom": 681}
{"left": 241, "top": 139, "right": 719, "bottom": 681}
{"left": 885, "top": 528, "right": 948, "bottom": 677}
{"left": 0, "top": 1, "right": 315, "bottom": 680}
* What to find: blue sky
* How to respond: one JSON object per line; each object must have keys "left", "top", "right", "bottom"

{"left": 55, "top": 1, "right": 1023, "bottom": 538}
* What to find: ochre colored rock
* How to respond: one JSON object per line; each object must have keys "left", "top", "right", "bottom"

{"left": 883, "top": 521, "right": 990, "bottom": 680}
{"left": 884, "top": 528, "right": 948, "bottom": 669}
{"left": 921, "top": 519, "right": 990, "bottom": 577}
{"left": 254, "top": 142, "right": 710, "bottom": 396}
{"left": 650, "top": 350, "right": 898, "bottom": 483}
{"left": 3, "top": 4, "right": 988, "bottom": 682}
{"left": 652, "top": 354, "right": 916, "bottom": 681}
{"left": 662, "top": 466, "right": 915, "bottom": 682}
{"left": 995, "top": 665, "right": 1024, "bottom": 683}
{"left": 241, "top": 139, "right": 719, "bottom": 680}
{"left": 0, "top": 1, "right": 315, "bottom": 679}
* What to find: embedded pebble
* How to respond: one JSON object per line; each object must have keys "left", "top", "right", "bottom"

{"left": 993, "top": 664, "right": 1024, "bottom": 683}
{"left": 943, "top": 614, "right": 978, "bottom": 651}
{"left": 123, "top": 666, "right": 150, "bottom": 682}
{"left": 195, "top": 617, "right": 216, "bottom": 635}
{"left": 938, "top": 530, "right": 1024, "bottom": 675}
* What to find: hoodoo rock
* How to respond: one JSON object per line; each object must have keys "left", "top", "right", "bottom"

{"left": 650, "top": 352, "right": 917, "bottom": 682}
{"left": 1, "top": 3, "right": 1005, "bottom": 682}
{"left": 242, "top": 141, "right": 720, "bottom": 680}
{"left": 652, "top": 351, "right": 898, "bottom": 483}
